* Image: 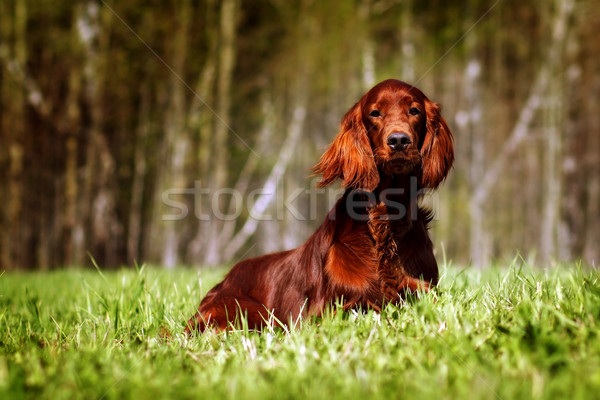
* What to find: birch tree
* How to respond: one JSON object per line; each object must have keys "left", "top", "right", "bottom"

{"left": 539, "top": 0, "right": 574, "bottom": 262}
{"left": 78, "top": 1, "right": 120, "bottom": 267}
{"left": 160, "top": 0, "right": 193, "bottom": 269}
{"left": 200, "top": 0, "right": 240, "bottom": 265}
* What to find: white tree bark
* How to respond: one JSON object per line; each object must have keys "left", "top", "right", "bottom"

{"left": 539, "top": 0, "right": 574, "bottom": 263}
{"left": 462, "top": 56, "right": 490, "bottom": 268}
{"left": 400, "top": 0, "right": 415, "bottom": 83}
{"left": 204, "top": 0, "right": 239, "bottom": 265}
{"left": 128, "top": 86, "right": 150, "bottom": 265}
{"left": 186, "top": 0, "right": 218, "bottom": 263}
{"left": 358, "top": 1, "right": 375, "bottom": 88}
{"left": 161, "top": 0, "right": 192, "bottom": 269}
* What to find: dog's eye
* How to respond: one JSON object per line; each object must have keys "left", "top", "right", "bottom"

{"left": 409, "top": 107, "right": 421, "bottom": 116}
{"left": 369, "top": 110, "right": 381, "bottom": 118}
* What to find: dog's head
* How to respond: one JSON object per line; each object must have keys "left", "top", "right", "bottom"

{"left": 314, "top": 79, "right": 454, "bottom": 190}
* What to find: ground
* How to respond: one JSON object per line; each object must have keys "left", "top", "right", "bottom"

{"left": 1, "top": 261, "right": 599, "bottom": 399}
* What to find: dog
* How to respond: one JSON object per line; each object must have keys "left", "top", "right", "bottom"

{"left": 185, "top": 79, "right": 454, "bottom": 332}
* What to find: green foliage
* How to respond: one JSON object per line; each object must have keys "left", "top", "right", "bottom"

{"left": 0, "top": 263, "right": 599, "bottom": 399}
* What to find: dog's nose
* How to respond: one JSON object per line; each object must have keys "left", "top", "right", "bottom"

{"left": 387, "top": 133, "right": 412, "bottom": 151}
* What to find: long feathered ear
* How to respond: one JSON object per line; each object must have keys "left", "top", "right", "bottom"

{"left": 421, "top": 100, "right": 454, "bottom": 189}
{"left": 313, "top": 102, "right": 379, "bottom": 191}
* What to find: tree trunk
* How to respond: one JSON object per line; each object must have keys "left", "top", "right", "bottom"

{"left": 539, "top": 0, "right": 574, "bottom": 263}
{"left": 465, "top": 57, "right": 490, "bottom": 268}
{"left": 78, "top": 1, "right": 119, "bottom": 267}
{"left": 583, "top": 65, "right": 600, "bottom": 264}
{"left": 127, "top": 85, "right": 150, "bottom": 265}
{"left": 204, "top": 0, "right": 239, "bottom": 265}
{"left": 358, "top": 0, "right": 375, "bottom": 88}
{"left": 0, "top": 2, "right": 7, "bottom": 270}
{"left": 62, "top": 67, "right": 82, "bottom": 268}
{"left": 185, "top": 0, "right": 218, "bottom": 264}
{"left": 4, "top": 0, "right": 27, "bottom": 270}
{"left": 462, "top": 5, "right": 489, "bottom": 267}
{"left": 400, "top": 0, "right": 416, "bottom": 83}
{"left": 161, "top": 0, "right": 192, "bottom": 269}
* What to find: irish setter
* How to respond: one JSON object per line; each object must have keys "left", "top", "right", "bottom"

{"left": 186, "top": 79, "right": 454, "bottom": 333}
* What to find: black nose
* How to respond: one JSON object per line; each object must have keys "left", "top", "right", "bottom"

{"left": 387, "top": 133, "right": 412, "bottom": 151}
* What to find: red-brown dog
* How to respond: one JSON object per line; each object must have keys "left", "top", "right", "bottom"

{"left": 186, "top": 79, "right": 453, "bottom": 332}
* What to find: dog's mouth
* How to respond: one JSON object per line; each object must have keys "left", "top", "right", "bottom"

{"left": 378, "top": 153, "right": 421, "bottom": 174}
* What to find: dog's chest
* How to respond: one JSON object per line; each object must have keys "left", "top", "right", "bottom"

{"left": 367, "top": 203, "right": 411, "bottom": 295}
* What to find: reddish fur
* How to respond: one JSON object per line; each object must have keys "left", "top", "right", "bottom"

{"left": 421, "top": 101, "right": 454, "bottom": 189}
{"left": 314, "top": 102, "right": 380, "bottom": 191}
{"left": 185, "top": 79, "right": 454, "bottom": 333}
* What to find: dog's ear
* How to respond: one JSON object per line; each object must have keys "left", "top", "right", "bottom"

{"left": 421, "top": 100, "right": 454, "bottom": 189}
{"left": 313, "top": 102, "right": 379, "bottom": 191}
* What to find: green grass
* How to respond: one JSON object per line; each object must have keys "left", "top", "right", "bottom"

{"left": 1, "top": 262, "right": 599, "bottom": 400}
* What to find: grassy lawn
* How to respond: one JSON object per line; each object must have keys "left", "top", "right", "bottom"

{"left": 1, "top": 262, "right": 599, "bottom": 399}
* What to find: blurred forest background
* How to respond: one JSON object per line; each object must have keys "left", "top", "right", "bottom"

{"left": 0, "top": 0, "right": 598, "bottom": 271}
